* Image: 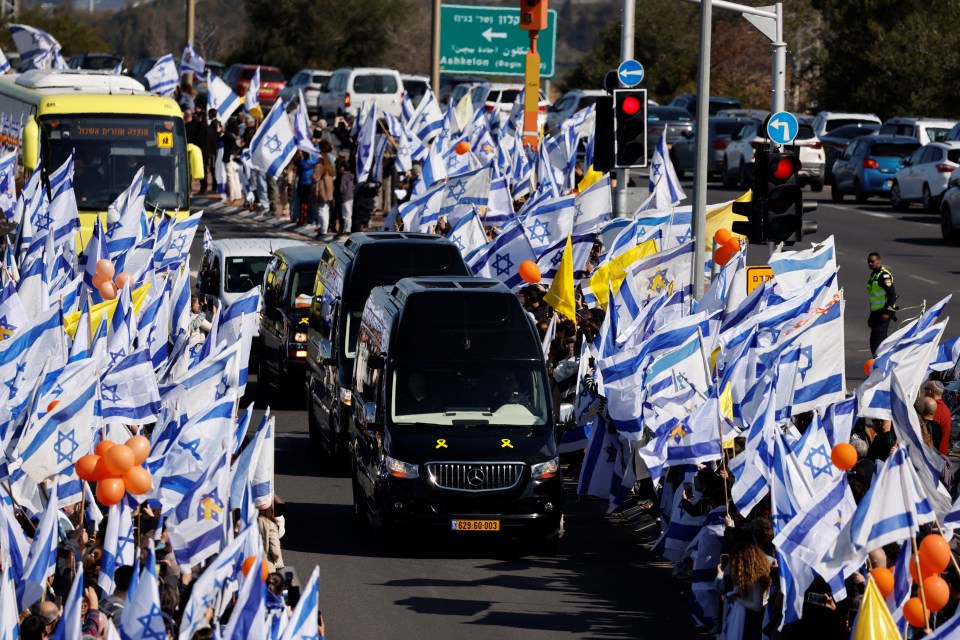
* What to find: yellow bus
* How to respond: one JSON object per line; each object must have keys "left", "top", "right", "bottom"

{"left": 0, "top": 69, "right": 202, "bottom": 243}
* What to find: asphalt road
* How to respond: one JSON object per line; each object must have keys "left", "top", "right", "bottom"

{"left": 191, "top": 179, "right": 960, "bottom": 638}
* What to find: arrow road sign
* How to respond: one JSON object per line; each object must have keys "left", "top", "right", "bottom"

{"left": 617, "top": 59, "right": 645, "bottom": 87}
{"left": 766, "top": 111, "right": 799, "bottom": 145}
{"left": 481, "top": 27, "right": 508, "bottom": 42}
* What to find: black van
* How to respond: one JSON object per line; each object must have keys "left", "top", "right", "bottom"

{"left": 259, "top": 245, "right": 326, "bottom": 391}
{"left": 350, "top": 277, "right": 563, "bottom": 552}
{"left": 305, "top": 232, "right": 469, "bottom": 462}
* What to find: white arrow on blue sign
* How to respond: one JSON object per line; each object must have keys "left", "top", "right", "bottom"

{"left": 766, "top": 111, "right": 799, "bottom": 145}
{"left": 617, "top": 59, "right": 644, "bottom": 87}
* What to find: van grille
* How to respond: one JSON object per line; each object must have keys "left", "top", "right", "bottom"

{"left": 427, "top": 462, "right": 525, "bottom": 492}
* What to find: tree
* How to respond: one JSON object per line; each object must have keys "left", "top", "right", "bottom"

{"left": 2, "top": 7, "right": 109, "bottom": 57}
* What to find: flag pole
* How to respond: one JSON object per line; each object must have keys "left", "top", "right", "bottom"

{"left": 911, "top": 535, "right": 933, "bottom": 633}
{"left": 2, "top": 479, "right": 38, "bottom": 533}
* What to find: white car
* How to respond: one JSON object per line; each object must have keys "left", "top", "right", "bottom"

{"left": 939, "top": 168, "right": 960, "bottom": 242}
{"left": 791, "top": 123, "right": 827, "bottom": 191}
{"left": 317, "top": 67, "right": 404, "bottom": 119}
{"left": 890, "top": 141, "right": 960, "bottom": 211}
{"left": 811, "top": 111, "right": 882, "bottom": 139}
{"left": 879, "top": 117, "right": 958, "bottom": 146}
{"left": 469, "top": 82, "right": 549, "bottom": 130}
{"left": 278, "top": 68, "right": 332, "bottom": 117}
{"left": 400, "top": 74, "right": 431, "bottom": 107}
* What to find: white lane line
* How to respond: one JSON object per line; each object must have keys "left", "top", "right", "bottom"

{"left": 909, "top": 274, "right": 938, "bottom": 285}
{"left": 854, "top": 210, "right": 892, "bottom": 219}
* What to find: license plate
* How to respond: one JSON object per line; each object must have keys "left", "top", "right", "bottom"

{"left": 451, "top": 519, "right": 500, "bottom": 532}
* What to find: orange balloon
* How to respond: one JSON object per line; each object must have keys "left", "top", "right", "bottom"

{"left": 99, "top": 280, "right": 118, "bottom": 300}
{"left": 241, "top": 556, "right": 269, "bottom": 581}
{"left": 125, "top": 436, "right": 152, "bottom": 465}
{"left": 910, "top": 555, "right": 940, "bottom": 584}
{"left": 92, "top": 272, "right": 107, "bottom": 288}
{"left": 89, "top": 457, "right": 117, "bottom": 482}
{"left": 104, "top": 445, "right": 135, "bottom": 475}
{"left": 903, "top": 597, "right": 927, "bottom": 628}
{"left": 722, "top": 237, "right": 741, "bottom": 256}
{"left": 831, "top": 443, "right": 857, "bottom": 471}
{"left": 870, "top": 567, "right": 895, "bottom": 598}
{"left": 713, "top": 245, "right": 735, "bottom": 267}
{"left": 714, "top": 228, "right": 733, "bottom": 245}
{"left": 95, "top": 259, "right": 115, "bottom": 280}
{"left": 75, "top": 454, "right": 100, "bottom": 481}
{"left": 518, "top": 260, "right": 541, "bottom": 284}
{"left": 923, "top": 576, "right": 950, "bottom": 612}
{"left": 455, "top": 140, "right": 470, "bottom": 155}
{"left": 864, "top": 358, "right": 875, "bottom": 376}
{"left": 123, "top": 466, "right": 152, "bottom": 495}
{"left": 47, "top": 400, "right": 59, "bottom": 413}
{"left": 96, "top": 477, "right": 126, "bottom": 506}
{"left": 115, "top": 272, "right": 133, "bottom": 289}
{"left": 95, "top": 440, "right": 115, "bottom": 457}
{"left": 919, "top": 534, "right": 952, "bottom": 574}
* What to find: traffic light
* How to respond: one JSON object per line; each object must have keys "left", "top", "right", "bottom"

{"left": 613, "top": 89, "right": 647, "bottom": 168}
{"left": 519, "top": 0, "right": 548, "bottom": 30}
{"left": 764, "top": 151, "right": 805, "bottom": 245}
{"left": 731, "top": 147, "right": 769, "bottom": 244}
{"left": 592, "top": 95, "right": 614, "bottom": 172}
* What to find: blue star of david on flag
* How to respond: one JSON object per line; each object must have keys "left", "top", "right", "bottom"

{"left": 55, "top": 429, "right": 79, "bottom": 464}
{"left": 0, "top": 315, "right": 13, "bottom": 331}
{"left": 179, "top": 438, "right": 203, "bottom": 462}
{"left": 526, "top": 219, "right": 550, "bottom": 244}
{"left": 101, "top": 383, "right": 121, "bottom": 403}
{"left": 551, "top": 250, "right": 564, "bottom": 267}
{"left": 146, "top": 326, "right": 157, "bottom": 348}
{"left": 492, "top": 253, "right": 514, "bottom": 277}
{"left": 448, "top": 180, "right": 467, "bottom": 200}
{"left": 446, "top": 153, "right": 459, "bottom": 170}
{"left": 137, "top": 603, "right": 168, "bottom": 640}
{"left": 6, "top": 362, "right": 26, "bottom": 398}
{"left": 33, "top": 210, "right": 53, "bottom": 231}
{"left": 117, "top": 529, "right": 136, "bottom": 559}
{"left": 651, "top": 162, "right": 662, "bottom": 179}
{"left": 452, "top": 236, "right": 465, "bottom": 251}
{"left": 798, "top": 345, "right": 814, "bottom": 381}
{"left": 265, "top": 134, "right": 282, "bottom": 154}
{"left": 803, "top": 444, "right": 833, "bottom": 480}
{"left": 214, "top": 375, "right": 229, "bottom": 401}
{"left": 108, "top": 347, "right": 127, "bottom": 369}
{"left": 676, "top": 227, "right": 692, "bottom": 244}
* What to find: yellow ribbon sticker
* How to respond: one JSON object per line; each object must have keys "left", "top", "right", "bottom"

{"left": 501, "top": 439, "right": 514, "bottom": 449}
{"left": 435, "top": 439, "right": 448, "bottom": 449}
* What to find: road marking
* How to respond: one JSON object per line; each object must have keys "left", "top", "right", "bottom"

{"left": 909, "top": 274, "right": 938, "bottom": 285}
{"left": 854, "top": 210, "right": 892, "bottom": 219}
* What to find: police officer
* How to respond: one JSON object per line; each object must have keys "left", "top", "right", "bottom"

{"left": 867, "top": 252, "right": 898, "bottom": 356}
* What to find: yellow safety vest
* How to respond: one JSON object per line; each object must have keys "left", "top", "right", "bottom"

{"left": 867, "top": 267, "right": 893, "bottom": 312}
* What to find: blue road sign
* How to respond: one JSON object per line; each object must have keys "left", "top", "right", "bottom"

{"left": 766, "top": 111, "right": 799, "bottom": 145}
{"left": 617, "top": 59, "right": 644, "bottom": 87}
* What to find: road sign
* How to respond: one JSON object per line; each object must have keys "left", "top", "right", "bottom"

{"left": 766, "top": 111, "right": 799, "bottom": 145}
{"left": 746, "top": 265, "right": 774, "bottom": 294}
{"left": 617, "top": 59, "right": 644, "bottom": 87}
{"left": 440, "top": 4, "right": 558, "bottom": 78}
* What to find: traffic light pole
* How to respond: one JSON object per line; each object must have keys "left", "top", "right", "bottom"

{"left": 615, "top": 0, "right": 635, "bottom": 217}
{"left": 690, "top": 0, "right": 711, "bottom": 300}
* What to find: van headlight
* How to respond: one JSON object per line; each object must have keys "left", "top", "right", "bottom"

{"left": 293, "top": 331, "right": 307, "bottom": 343}
{"left": 531, "top": 457, "right": 559, "bottom": 480}
{"left": 384, "top": 455, "right": 419, "bottom": 479}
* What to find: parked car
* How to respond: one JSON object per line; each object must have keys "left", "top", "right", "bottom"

{"left": 939, "top": 168, "right": 960, "bottom": 242}
{"left": 318, "top": 67, "right": 404, "bottom": 119}
{"left": 830, "top": 135, "right": 919, "bottom": 203}
{"left": 720, "top": 118, "right": 764, "bottom": 188}
{"left": 222, "top": 64, "right": 286, "bottom": 108}
{"left": 400, "top": 74, "right": 431, "bottom": 107}
{"left": 469, "top": 83, "right": 549, "bottom": 130}
{"left": 546, "top": 89, "right": 605, "bottom": 132}
{"left": 668, "top": 94, "right": 741, "bottom": 119}
{"left": 446, "top": 81, "right": 484, "bottom": 113}
{"left": 715, "top": 108, "right": 769, "bottom": 120}
{"left": 205, "top": 61, "right": 225, "bottom": 77}
{"left": 790, "top": 123, "right": 826, "bottom": 191}
{"left": 890, "top": 141, "right": 960, "bottom": 211}
{"left": 130, "top": 57, "right": 180, "bottom": 88}
{"left": 811, "top": 111, "right": 882, "bottom": 139}
{"left": 279, "top": 68, "right": 332, "bottom": 116}
{"left": 879, "top": 117, "right": 958, "bottom": 146}
{"left": 820, "top": 123, "right": 880, "bottom": 184}
{"left": 67, "top": 53, "right": 124, "bottom": 72}
{"left": 646, "top": 106, "right": 694, "bottom": 162}
{"left": 438, "top": 74, "right": 486, "bottom": 108}
{"left": 670, "top": 116, "right": 753, "bottom": 179}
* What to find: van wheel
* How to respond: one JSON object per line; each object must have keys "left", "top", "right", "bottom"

{"left": 811, "top": 178, "right": 824, "bottom": 193}
{"left": 528, "top": 515, "right": 564, "bottom": 557}
{"left": 831, "top": 185, "right": 844, "bottom": 203}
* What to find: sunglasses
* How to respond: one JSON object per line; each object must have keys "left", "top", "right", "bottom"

{"left": 867, "top": 259, "right": 878, "bottom": 264}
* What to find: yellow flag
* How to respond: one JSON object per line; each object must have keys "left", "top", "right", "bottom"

{"left": 705, "top": 189, "right": 752, "bottom": 246}
{"left": 63, "top": 283, "right": 152, "bottom": 340}
{"left": 851, "top": 576, "right": 901, "bottom": 640}
{"left": 577, "top": 166, "right": 604, "bottom": 192}
{"left": 544, "top": 234, "right": 577, "bottom": 322}
{"left": 588, "top": 237, "right": 658, "bottom": 311}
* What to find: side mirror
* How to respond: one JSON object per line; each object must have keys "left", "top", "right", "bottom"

{"left": 319, "top": 338, "right": 334, "bottom": 363}
{"left": 358, "top": 400, "right": 377, "bottom": 429}
{"left": 21, "top": 118, "right": 39, "bottom": 171}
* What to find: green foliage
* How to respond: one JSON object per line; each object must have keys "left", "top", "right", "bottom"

{"left": 2, "top": 7, "right": 109, "bottom": 56}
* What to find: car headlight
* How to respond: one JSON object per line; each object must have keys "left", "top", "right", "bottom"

{"left": 384, "top": 455, "right": 419, "bottom": 479}
{"left": 531, "top": 457, "right": 559, "bottom": 480}
{"left": 293, "top": 331, "right": 307, "bottom": 342}
{"left": 339, "top": 387, "right": 352, "bottom": 406}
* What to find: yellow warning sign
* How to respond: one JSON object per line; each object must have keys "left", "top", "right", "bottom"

{"left": 746, "top": 265, "right": 774, "bottom": 294}
{"left": 157, "top": 132, "right": 173, "bottom": 148}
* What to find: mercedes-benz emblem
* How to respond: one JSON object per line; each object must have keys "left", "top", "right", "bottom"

{"left": 466, "top": 468, "right": 485, "bottom": 487}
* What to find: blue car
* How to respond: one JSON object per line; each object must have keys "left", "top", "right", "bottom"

{"left": 831, "top": 135, "right": 920, "bottom": 203}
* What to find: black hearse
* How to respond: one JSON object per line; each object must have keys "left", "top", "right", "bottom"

{"left": 350, "top": 277, "right": 563, "bottom": 552}
{"left": 305, "top": 233, "right": 470, "bottom": 462}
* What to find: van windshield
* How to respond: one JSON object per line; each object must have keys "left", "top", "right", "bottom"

{"left": 390, "top": 361, "right": 549, "bottom": 426}
{"left": 225, "top": 256, "right": 269, "bottom": 293}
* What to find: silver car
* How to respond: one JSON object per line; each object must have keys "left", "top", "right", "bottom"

{"left": 670, "top": 116, "right": 757, "bottom": 179}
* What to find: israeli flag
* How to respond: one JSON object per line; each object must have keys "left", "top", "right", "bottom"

{"left": 180, "top": 42, "right": 205, "bottom": 77}
{"left": 791, "top": 412, "right": 839, "bottom": 493}
{"left": 293, "top": 90, "right": 318, "bottom": 156}
{"left": 468, "top": 220, "right": 538, "bottom": 291}
{"left": 279, "top": 566, "right": 320, "bottom": 640}
{"left": 773, "top": 472, "right": 856, "bottom": 569}
{"left": 156, "top": 211, "right": 202, "bottom": 270}
{"left": 769, "top": 235, "right": 836, "bottom": 292}
{"left": 17, "top": 482, "right": 58, "bottom": 609}
{"left": 447, "top": 209, "right": 488, "bottom": 259}
{"left": 207, "top": 70, "right": 241, "bottom": 123}
{"left": 230, "top": 413, "right": 272, "bottom": 510}
{"left": 120, "top": 545, "right": 166, "bottom": 640}
{"left": 145, "top": 54, "right": 178, "bottom": 97}
{"left": 106, "top": 167, "right": 147, "bottom": 258}
{"left": 0, "top": 566, "right": 19, "bottom": 640}
{"left": 0, "top": 281, "right": 27, "bottom": 341}
{"left": 170, "top": 258, "right": 192, "bottom": 340}
{"left": 521, "top": 195, "right": 575, "bottom": 256}
{"left": 578, "top": 415, "right": 635, "bottom": 511}
{"left": 440, "top": 165, "right": 492, "bottom": 227}
{"left": 408, "top": 88, "right": 444, "bottom": 143}
{"left": 399, "top": 181, "right": 444, "bottom": 233}
{"left": 101, "top": 349, "right": 161, "bottom": 425}
{"left": 249, "top": 100, "right": 297, "bottom": 179}
{"left": 356, "top": 103, "right": 378, "bottom": 183}
{"left": 416, "top": 141, "right": 448, "bottom": 194}
{"left": 215, "top": 286, "right": 261, "bottom": 393}
{"left": 646, "top": 126, "right": 686, "bottom": 208}
{"left": 167, "top": 449, "right": 231, "bottom": 567}
{"left": 535, "top": 232, "right": 594, "bottom": 286}
{"left": 223, "top": 547, "right": 267, "bottom": 639}
{"left": 0, "top": 151, "right": 16, "bottom": 221}
{"left": 0, "top": 49, "right": 9, "bottom": 75}
{"left": 8, "top": 24, "right": 61, "bottom": 70}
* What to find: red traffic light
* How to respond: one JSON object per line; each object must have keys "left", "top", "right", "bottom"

{"left": 770, "top": 155, "right": 801, "bottom": 180}
{"left": 622, "top": 96, "right": 641, "bottom": 115}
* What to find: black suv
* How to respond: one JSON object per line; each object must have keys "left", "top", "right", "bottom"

{"left": 668, "top": 94, "right": 741, "bottom": 119}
